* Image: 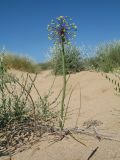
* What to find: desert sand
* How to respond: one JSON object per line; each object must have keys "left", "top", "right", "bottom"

{"left": 1, "top": 70, "right": 120, "bottom": 160}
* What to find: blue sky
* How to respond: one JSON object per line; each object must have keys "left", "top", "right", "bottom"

{"left": 0, "top": 0, "right": 120, "bottom": 62}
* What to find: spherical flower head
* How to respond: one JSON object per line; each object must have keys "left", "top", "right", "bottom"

{"left": 47, "top": 16, "right": 77, "bottom": 44}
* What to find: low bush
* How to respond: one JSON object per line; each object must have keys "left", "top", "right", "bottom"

{"left": 50, "top": 45, "right": 84, "bottom": 75}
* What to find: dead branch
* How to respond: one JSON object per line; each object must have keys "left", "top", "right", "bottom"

{"left": 87, "top": 146, "right": 99, "bottom": 160}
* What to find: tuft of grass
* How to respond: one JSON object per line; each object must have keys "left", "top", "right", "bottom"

{"left": 86, "top": 41, "right": 120, "bottom": 72}
{"left": 0, "top": 52, "right": 41, "bottom": 73}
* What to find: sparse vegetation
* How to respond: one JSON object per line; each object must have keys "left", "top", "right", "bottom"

{"left": 0, "top": 53, "right": 59, "bottom": 158}
{"left": 1, "top": 40, "right": 120, "bottom": 75}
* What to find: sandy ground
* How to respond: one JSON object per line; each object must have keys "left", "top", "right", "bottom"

{"left": 1, "top": 70, "right": 120, "bottom": 160}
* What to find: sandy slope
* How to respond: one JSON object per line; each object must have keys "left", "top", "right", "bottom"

{"left": 1, "top": 70, "right": 120, "bottom": 160}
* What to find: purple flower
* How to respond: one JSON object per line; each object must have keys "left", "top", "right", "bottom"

{"left": 48, "top": 16, "right": 77, "bottom": 44}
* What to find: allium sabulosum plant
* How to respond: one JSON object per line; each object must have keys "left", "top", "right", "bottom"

{"left": 48, "top": 16, "right": 77, "bottom": 130}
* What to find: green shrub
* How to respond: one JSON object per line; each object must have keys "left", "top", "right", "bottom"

{"left": 83, "top": 56, "right": 99, "bottom": 71}
{"left": 50, "top": 45, "right": 84, "bottom": 75}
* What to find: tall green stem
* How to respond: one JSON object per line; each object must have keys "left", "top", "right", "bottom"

{"left": 60, "top": 41, "right": 66, "bottom": 131}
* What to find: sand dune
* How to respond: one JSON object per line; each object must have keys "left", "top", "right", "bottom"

{"left": 1, "top": 70, "right": 120, "bottom": 160}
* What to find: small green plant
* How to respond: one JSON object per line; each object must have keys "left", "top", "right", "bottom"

{"left": 48, "top": 16, "right": 77, "bottom": 130}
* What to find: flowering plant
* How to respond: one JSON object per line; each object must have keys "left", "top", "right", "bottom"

{"left": 47, "top": 16, "right": 77, "bottom": 131}
{"left": 48, "top": 16, "right": 77, "bottom": 44}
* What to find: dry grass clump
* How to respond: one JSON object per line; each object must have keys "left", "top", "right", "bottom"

{"left": 0, "top": 52, "right": 41, "bottom": 73}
